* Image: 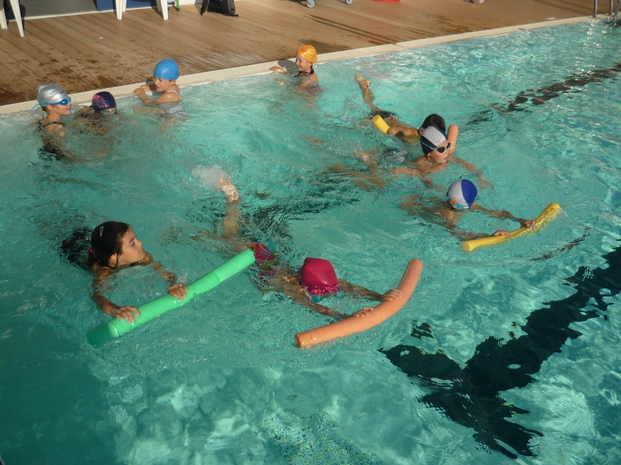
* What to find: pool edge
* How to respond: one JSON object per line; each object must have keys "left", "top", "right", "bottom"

{"left": 0, "top": 16, "right": 598, "bottom": 116}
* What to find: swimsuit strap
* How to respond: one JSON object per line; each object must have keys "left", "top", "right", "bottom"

{"left": 295, "top": 67, "right": 315, "bottom": 78}
{"left": 165, "top": 89, "right": 182, "bottom": 99}
{"left": 39, "top": 120, "right": 66, "bottom": 129}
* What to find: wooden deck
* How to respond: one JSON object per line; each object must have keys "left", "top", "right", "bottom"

{"left": 0, "top": 0, "right": 602, "bottom": 107}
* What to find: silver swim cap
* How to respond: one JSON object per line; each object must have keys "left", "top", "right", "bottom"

{"left": 36, "top": 84, "right": 69, "bottom": 105}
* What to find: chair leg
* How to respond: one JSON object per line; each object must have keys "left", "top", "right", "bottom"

{"left": 156, "top": 0, "right": 169, "bottom": 20}
{"left": 0, "top": 5, "right": 8, "bottom": 30}
{"left": 8, "top": 0, "right": 25, "bottom": 37}
{"left": 115, "top": 0, "right": 126, "bottom": 20}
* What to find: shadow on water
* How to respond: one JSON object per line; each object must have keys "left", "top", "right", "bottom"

{"left": 381, "top": 240, "right": 621, "bottom": 458}
{"left": 467, "top": 60, "right": 621, "bottom": 125}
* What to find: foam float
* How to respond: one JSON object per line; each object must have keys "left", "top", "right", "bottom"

{"left": 295, "top": 258, "right": 423, "bottom": 348}
{"left": 461, "top": 203, "right": 561, "bottom": 252}
{"left": 86, "top": 249, "right": 255, "bottom": 347}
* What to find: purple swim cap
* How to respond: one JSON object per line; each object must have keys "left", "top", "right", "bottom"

{"left": 91, "top": 91, "right": 117, "bottom": 113}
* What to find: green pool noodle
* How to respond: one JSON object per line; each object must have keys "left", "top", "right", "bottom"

{"left": 86, "top": 249, "right": 255, "bottom": 347}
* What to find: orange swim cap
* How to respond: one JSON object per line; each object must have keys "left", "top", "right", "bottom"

{"left": 297, "top": 45, "right": 318, "bottom": 64}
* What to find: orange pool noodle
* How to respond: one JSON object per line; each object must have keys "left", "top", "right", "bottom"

{"left": 295, "top": 258, "right": 423, "bottom": 348}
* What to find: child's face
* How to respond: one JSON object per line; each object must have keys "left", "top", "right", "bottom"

{"left": 49, "top": 102, "right": 72, "bottom": 116}
{"left": 153, "top": 77, "right": 174, "bottom": 93}
{"left": 427, "top": 142, "right": 451, "bottom": 164}
{"left": 117, "top": 228, "right": 145, "bottom": 266}
{"left": 295, "top": 53, "right": 313, "bottom": 73}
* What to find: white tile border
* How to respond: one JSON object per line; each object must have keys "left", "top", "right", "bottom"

{"left": 0, "top": 16, "right": 597, "bottom": 115}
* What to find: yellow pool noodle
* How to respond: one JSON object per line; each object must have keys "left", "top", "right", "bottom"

{"left": 461, "top": 203, "right": 561, "bottom": 252}
{"left": 372, "top": 115, "right": 390, "bottom": 133}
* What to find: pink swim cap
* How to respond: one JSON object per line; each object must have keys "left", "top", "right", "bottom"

{"left": 300, "top": 257, "right": 341, "bottom": 296}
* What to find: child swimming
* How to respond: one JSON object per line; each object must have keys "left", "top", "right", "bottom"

{"left": 133, "top": 59, "right": 186, "bottom": 116}
{"left": 270, "top": 45, "right": 320, "bottom": 90}
{"left": 75, "top": 91, "right": 118, "bottom": 136}
{"left": 182, "top": 174, "right": 401, "bottom": 318}
{"left": 31, "top": 84, "right": 74, "bottom": 161}
{"left": 400, "top": 179, "right": 535, "bottom": 241}
{"left": 89, "top": 221, "right": 187, "bottom": 322}
{"left": 393, "top": 126, "right": 490, "bottom": 188}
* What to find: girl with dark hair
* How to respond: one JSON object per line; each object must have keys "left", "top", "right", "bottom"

{"left": 89, "top": 221, "right": 187, "bottom": 322}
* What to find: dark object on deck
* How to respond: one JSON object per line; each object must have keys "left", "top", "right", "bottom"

{"left": 200, "top": 0, "right": 237, "bottom": 16}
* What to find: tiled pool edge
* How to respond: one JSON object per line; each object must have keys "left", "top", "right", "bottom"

{"left": 0, "top": 16, "right": 596, "bottom": 115}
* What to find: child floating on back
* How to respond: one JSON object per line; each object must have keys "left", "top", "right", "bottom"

{"left": 270, "top": 45, "right": 320, "bottom": 90}
{"left": 133, "top": 58, "right": 186, "bottom": 116}
{"left": 88, "top": 221, "right": 187, "bottom": 322}
{"left": 400, "top": 179, "right": 535, "bottom": 241}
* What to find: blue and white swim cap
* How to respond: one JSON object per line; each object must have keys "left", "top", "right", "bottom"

{"left": 420, "top": 126, "right": 447, "bottom": 155}
{"left": 446, "top": 179, "right": 477, "bottom": 210}
{"left": 153, "top": 59, "right": 180, "bottom": 80}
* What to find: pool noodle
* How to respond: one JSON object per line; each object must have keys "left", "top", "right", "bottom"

{"left": 86, "top": 249, "right": 255, "bottom": 347}
{"left": 295, "top": 258, "right": 423, "bottom": 348}
{"left": 461, "top": 203, "right": 561, "bottom": 252}
{"left": 372, "top": 115, "right": 390, "bottom": 133}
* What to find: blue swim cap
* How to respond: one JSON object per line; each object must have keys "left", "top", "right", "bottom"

{"left": 446, "top": 179, "right": 477, "bottom": 210}
{"left": 153, "top": 59, "right": 180, "bottom": 80}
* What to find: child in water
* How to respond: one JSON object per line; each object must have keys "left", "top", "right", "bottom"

{"left": 270, "top": 45, "right": 320, "bottom": 90}
{"left": 184, "top": 174, "right": 401, "bottom": 318}
{"left": 393, "top": 126, "right": 490, "bottom": 188}
{"left": 75, "top": 91, "right": 118, "bottom": 136}
{"left": 400, "top": 179, "right": 535, "bottom": 241}
{"left": 133, "top": 59, "right": 186, "bottom": 116}
{"left": 31, "top": 84, "right": 74, "bottom": 161}
{"left": 354, "top": 74, "right": 426, "bottom": 143}
{"left": 89, "top": 221, "right": 187, "bottom": 322}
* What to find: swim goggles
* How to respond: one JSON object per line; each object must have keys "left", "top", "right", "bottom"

{"left": 421, "top": 139, "right": 451, "bottom": 153}
{"left": 434, "top": 142, "right": 451, "bottom": 153}
{"left": 446, "top": 196, "right": 471, "bottom": 210}
{"left": 30, "top": 97, "right": 72, "bottom": 110}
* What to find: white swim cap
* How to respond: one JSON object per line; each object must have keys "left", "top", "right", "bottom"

{"left": 446, "top": 179, "right": 477, "bottom": 210}
{"left": 420, "top": 126, "right": 448, "bottom": 155}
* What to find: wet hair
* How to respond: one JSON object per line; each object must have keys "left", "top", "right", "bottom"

{"left": 87, "top": 221, "right": 130, "bottom": 268}
{"left": 59, "top": 227, "right": 93, "bottom": 270}
{"left": 420, "top": 114, "right": 446, "bottom": 133}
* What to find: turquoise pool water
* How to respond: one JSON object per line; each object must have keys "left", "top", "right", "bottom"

{"left": 1, "top": 20, "right": 621, "bottom": 464}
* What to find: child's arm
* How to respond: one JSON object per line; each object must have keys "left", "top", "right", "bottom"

{"left": 352, "top": 288, "right": 403, "bottom": 317}
{"left": 446, "top": 124, "right": 459, "bottom": 154}
{"left": 91, "top": 270, "right": 141, "bottom": 322}
{"left": 150, "top": 259, "right": 188, "bottom": 300}
{"left": 281, "top": 285, "right": 349, "bottom": 319}
{"left": 388, "top": 125, "right": 419, "bottom": 138}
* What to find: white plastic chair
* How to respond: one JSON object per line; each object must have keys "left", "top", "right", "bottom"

{"left": 0, "top": 0, "right": 25, "bottom": 37}
{"left": 115, "top": 0, "right": 168, "bottom": 20}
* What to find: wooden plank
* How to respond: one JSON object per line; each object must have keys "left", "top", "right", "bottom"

{"left": 0, "top": 0, "right": 599, "bottom": 107}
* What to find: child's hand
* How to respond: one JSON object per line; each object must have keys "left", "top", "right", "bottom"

{"left": 382, "top": 288, "right": 402, "bottom": 301}
{"left": 111, "top": 305, "right": 141, "bottom": 322}
{"left": 276, "top": 79, "right": 286, "bottom": 86}
{"left": 493, "top": 230, "right": 512, "bottom": 237}
{"left": 168, "top": 283, "right": 187, "bottom": 300}
{"left": 133, "top": 85, "right": 150, "bottom": 95}
{"left": 353, "top": 306, "right": 374, "bottom": 318}
{"left": 521, "top": 219, "right": 535, "bottom": 228}
{"left": 270, "top": 66, "right": 286, "bottom": 74}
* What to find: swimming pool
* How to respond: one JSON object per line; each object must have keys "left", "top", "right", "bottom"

{"left": 1, "top": 19, "right": 621, "bottom": 464}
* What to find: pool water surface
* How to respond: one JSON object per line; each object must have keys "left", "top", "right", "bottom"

{"left": 1, "top": 20, "right": 621, "bottom": 465}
